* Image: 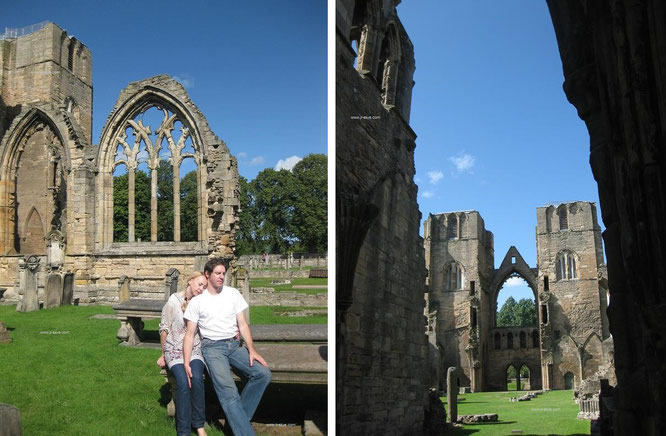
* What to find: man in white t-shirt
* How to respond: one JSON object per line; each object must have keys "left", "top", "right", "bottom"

{"left": 183, "top": 258, "right": 271, "bottom": 436}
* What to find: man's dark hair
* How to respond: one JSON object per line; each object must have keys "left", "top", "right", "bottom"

{"left": 204, "top": 257, "right": 229, "bottom": 277}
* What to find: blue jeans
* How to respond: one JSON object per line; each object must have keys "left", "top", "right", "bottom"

{"left": 202, "top": 338, "right": 272, "bottom": 436}
{"left": 171, "top": 359, "right": 206, "bottom": 436}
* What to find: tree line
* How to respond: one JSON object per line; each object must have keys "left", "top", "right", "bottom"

{"left": 236, "top": 153, "right": 327, "bottom": 255}
{"left": 496, "top": 296, "right": 537, "bottom": 327}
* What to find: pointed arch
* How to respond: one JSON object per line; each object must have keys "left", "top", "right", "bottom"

{"left": 22, "top": 206, "right": 45, "bottom": 254}
{"left": 0, "top": 104, "right": 75, "bottom": 254}
{"left": 96, "top": 75, "right": 232, "bottom": 248}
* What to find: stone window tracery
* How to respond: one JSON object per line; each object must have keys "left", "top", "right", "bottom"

{"left": 112, "top": 105, "right": 199, "bottom": 243}
{"left": 556, "top": 251, "right": 578, "bottom": 280}
{"left": 444, "top": 262, "right": 464, "bottom": 290}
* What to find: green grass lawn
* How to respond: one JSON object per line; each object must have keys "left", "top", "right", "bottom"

{"left": 446, "top": 389, "right": 590, "bottom": 435}
{"left": 0, "top": 305, "right": 326, "bottom": 435}
{"left": 249, "top": 277, "right": 328, "bottom": 294}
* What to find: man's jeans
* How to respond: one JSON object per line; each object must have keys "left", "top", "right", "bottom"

{"left": 171, "top": 359, "right": 206, "bottom": 436}
{"left": 202, "top": 338, "right": 272, "bottom": 436}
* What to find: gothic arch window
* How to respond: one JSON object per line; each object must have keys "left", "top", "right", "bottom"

{"left": 444, "top": 262, "right": 464, "bottom": 290}
{"left": 507, "top": 332, "right": 514, "bottom": 349}
{"left": 111, "top": 105, "right": 200, "bottom": 243}
{"left": 558, "top": 204, "right": 568, "bottom": 230}
{"left": 448, "top": 214, "right": 458, "bottom": 240}
{"left": 349, "top": 0, "right": 379, "bottom": 75}
{"left": 556, "top": 250, "right": 578, "bottom": 280}
{"left": 377, "top": 22, "right": 401, "bottom": 108}
{"left": 494, "top": 331, "right": 501, "bottom": 350}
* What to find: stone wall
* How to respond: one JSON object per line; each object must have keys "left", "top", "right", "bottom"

{"left": 337, "top": 1, "right": 430, "bottom": 433}
{"left": 547, "top": 4, "right": 666, "bottom": 432}
{"left": 424, "top": 202, "right": 611, "bottom": 393}
{"left": 0, "top": 23, "right": 238, "bottom": 306}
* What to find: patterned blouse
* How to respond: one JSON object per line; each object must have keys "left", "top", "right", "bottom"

{"left": 159, "top": 293, "right": 203, "bottom": 369}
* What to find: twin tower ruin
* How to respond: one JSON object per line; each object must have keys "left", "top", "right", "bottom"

{"left": 0, "top": 23, "right": 239, "bottom": 304}
{"left": 424, "top": 201, "right": 614, "bottom": 392}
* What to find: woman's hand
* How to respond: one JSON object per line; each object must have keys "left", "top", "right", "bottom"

{"left": 157, "top": 355, "right": 166, "bottom": 368}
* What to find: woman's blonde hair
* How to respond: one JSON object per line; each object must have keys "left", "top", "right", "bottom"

{"left": 182, "top": 271, "right": 204, "bottom": 311}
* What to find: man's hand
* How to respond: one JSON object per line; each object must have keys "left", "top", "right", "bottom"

{"left": 156, "top": 355, "right": 166, "bottom": 368}
{"left": 248, "top": 348, "right": 268, "bottom": 367}
{"left": 184, "top": 363, "right": 192, "bottom": 388}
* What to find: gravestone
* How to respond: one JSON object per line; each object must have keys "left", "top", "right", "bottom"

{"left": 62, "top": 273, "right": 74, "bottom": 305}
{"left": 45, "top": 273, "right": 62, "bottom": 308}
{"left": 447, "top": 367, "right": 458, "bottom": 423}
{"left": 118, "top": 276, "right": 130, "bottom": 302}
{"left": 0, "top": 402, "right": 22, "bottom": 435}
{"left": 165, "top": 268, "right": 179, "bottom": 300}
{"left": 17, "top": 256, "right": 40, "bottom": 313}
{"left": 0, "top": 322, "right": 10, "bottom": 343}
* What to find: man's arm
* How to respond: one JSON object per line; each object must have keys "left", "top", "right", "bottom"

{"left": 237, "top": 311, "right": 268, "bottom": 367}
{"left": 182, "top": 320, "right": 197, "bottom": 387}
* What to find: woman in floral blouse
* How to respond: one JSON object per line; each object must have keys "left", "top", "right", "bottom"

{"left": 157, "top": 271, "right": 208, "bottom": 436}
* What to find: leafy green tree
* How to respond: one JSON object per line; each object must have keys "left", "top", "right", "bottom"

{"left": 157, "top": 159, "right": 174, "bottom": 241}
{"left": 497, "top": 296, "right": 537, "bottom": 327}
{"left": 180, "top": 169, "right": 198, "bottom": 242}
{"left": 113, "top": 169, "right": 151, "bottom": 242}
{"left": 235, "top": 176, "right": 261, "bottom": 255}
{"left": 251, "top": 168, "right": 298, "bottom": 253}
{"left": 292, "top": 154, "right": 327, "bottom": 252}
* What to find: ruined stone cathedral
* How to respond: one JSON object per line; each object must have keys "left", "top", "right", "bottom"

{"left": 424, "top": 202, "right": 614, "bottom": 393}
{"left": 0, "top": 23, "right": 239, "bottom": 304}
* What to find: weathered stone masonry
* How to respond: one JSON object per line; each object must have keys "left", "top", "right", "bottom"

{"left": 424, "top": 202, "right": 613, "bottom": 393}
{"left": 0, "top": 23, "right": 239, "bottom": 304}
{"left": 337, "top": 0, "right": 430, "bottom": 434}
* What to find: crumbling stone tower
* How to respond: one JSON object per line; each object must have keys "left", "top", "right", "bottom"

{"left": 536, "top": 201, "right": 611, "bottom": 390}
{"left": 423, "top": 211, "right": 494, "bottom": 392}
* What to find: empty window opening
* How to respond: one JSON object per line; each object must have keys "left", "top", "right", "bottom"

{"left": 532, "top": 330, "right": 539, "bottom": 348}
{"left": 511, "top": 256, "right": 516, "bottom": 264}
{"left": 496, "top": 275, "right": 536, "bottom": 327}
{"left": 494, "top": 332, "right": 501, "bottom": 350}
{"left": 541, "top": 304, "right": 548, "bottom": 324}
{"left": 507, "top": 332, "right": 513, "bottom": 349}
{"left": 470, "top": 280, "right": 475, "bottom": 295}
{"left": 519, "top": 331, "right": 527, "bottom": 348}
{"left": 558, "top": 205, "right": 568, "bottom": 230}
{"left": 556, "top": 251, "right": 578, "bottom": 280}
{"left": 544, "top": 276, "right": 549, "bottom": 291}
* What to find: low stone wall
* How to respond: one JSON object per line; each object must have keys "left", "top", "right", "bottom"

{"left": 238, "top": 253, "right": 328, "bottom": 270}
{"left": 248, "top": 291, "right": 327, "bottom": 307}
{"left": 248, "top": 270, "right": 312, "bottom": 279}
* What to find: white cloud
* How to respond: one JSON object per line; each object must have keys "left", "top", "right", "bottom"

{"left": 275, "top": 155, "right": 302, "bottom": 171}
{"left": 172, "top": 74, "right": 194, "bottom": 89}
{"left": 505, "top": 276, "right": 525, "bottom": 287}
{"left": 427, "top": 170, "right": 444, "bottom": 184}
{"left": 237, "top": 152, "right": 248, "bottom": 159}
{"left": 249, "top": 156, "right": 265, "bottom": 166}
{"left": 449, "top": 153, "right": 475, "bottom": 173}
{"left": 421, "top": 191, "right": 434, "bottom": 198}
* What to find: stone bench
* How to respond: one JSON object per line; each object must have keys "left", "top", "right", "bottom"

{"left": 160, "top": 324, "right": 327, "bottom": 416}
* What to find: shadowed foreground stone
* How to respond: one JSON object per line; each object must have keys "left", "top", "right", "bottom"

{"left": 0, "top": 403, "right": 22, "bottom": 436}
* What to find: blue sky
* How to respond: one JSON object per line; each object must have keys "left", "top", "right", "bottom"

{"left": 1, "top": 1, "right": 326, "bottom": 181}
{"left": 397, "top": 1, "right": 602, "bottom": 308}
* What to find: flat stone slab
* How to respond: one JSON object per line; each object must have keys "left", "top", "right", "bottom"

{"left": 0, "top": 402, "right": 22, "bottom": 435}
{"left": 251, "top": 324, "right": 327, "bottom": 342}
{"left": 254, "top": 343, "right": 327, "bottom": 384}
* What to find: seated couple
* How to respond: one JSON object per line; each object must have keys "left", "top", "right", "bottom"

{"left": 157, "top": 258, "right": 271, "bottom": 436}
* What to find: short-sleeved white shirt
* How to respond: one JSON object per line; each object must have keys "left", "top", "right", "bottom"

{"left": 183, "top": 286, "right": 248, "bottom": 340}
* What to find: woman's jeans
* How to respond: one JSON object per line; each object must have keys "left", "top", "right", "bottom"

{"left": 171, "top": 359, "right": 205, "bottom": 435}
{"left": 202, "top": 338, "right": 272, "bottom": 436}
